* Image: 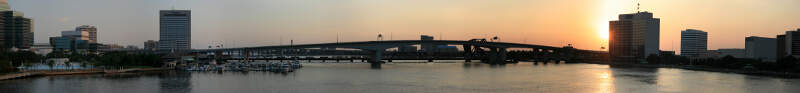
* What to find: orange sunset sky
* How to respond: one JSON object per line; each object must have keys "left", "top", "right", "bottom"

{"left": 11, "top": 0, "right": 800, "bottom": 53}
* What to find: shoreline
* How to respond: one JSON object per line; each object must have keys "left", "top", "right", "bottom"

{"left": 4, "top": 62, "right": 798, "bottom": 80}
{"left": 0, "top": 68, "right": 172, "bottom": 81}
{"left": 590, "top": 62, "right": 800, "bottom": 78}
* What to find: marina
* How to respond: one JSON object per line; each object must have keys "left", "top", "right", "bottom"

{"left": 183, "top": 60, "right": 303, "bottom": 73}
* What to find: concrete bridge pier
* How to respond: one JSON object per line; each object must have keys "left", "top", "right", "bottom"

{"left": 484, "top": 47, "right": 508, "bottom": 64}
{"left": 499, "top": 48, "right": 507, "bottom": 63}
{"left": 368, "top": 48, "right": 388, "bottom": 63}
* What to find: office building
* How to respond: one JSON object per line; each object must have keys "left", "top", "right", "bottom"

{"left": 1, "top": 11, "right": 33, "bottom": 49}
{"left": 61, "top": 30, "right": 89, "bottom": 41}
{"left": 609, "top": 11, "right": 660, "bottom": 63}
{"left": 776, "top": 29, "right": 800, "bottom": 58}
{"left": 745, "top": 36, "right": 776, "bottom": 61}
{"left": 49, "top": 36, "right": 89, "bottom": 51}
{"left": 159, "top": 10, "right": 191, "bottom": 52}
{"left": 680, "top": 29, "right": 708, "bottom": 58}
{"left": 420, "top": 35, "right": 437, "bottom": 52}
{"left": 777, "top": 35, "right": 786, "bottom": 58}
{"left": 75, "top": 25, "right": 97, "bottom": 43}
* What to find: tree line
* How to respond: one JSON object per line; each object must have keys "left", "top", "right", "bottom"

{"left": 0, "top": 51, "right": 163, "bottom": 73}
{"left": 647, "top": 54, "right": 800, "bottom": 73}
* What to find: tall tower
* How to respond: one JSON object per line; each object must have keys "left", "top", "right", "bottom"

{"left": 609, "top": 12, "right": 660, "bottom": 63}
{"left": 158, "top": 10, "right": 191, "bottom": 52}
{"left": 0, "top": 0, "right": 34, "bottom": 49}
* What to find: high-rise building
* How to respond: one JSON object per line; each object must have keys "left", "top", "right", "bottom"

{"left": 777, "top": 35, "right": 786, "bottom": 58}
{"left": 420, "top": 35, "right": 435, "bottom": 52}
{"left": 75, "top": 25, "right": 97, "bottom": 43}
{"left": 680, "top": 29, "right": 708, "bottom": 58}
{"left": 1, "top": 11, "right": 33, "bottom": 49}
{"left": 0, "top": 0, "right": 7, "bottom": 11}
{"left": 144, "top": 40, "right": 158, "bottom": 51}
{"left": 61, "top": 30, "right": 88, "bottom": 41}
{"left": 609, "top": 11, "right": 660, "bottom": 63}
{"left": 745, "top": 36, "right": 776, "bottom": 61}
{"left": 777, "top": 29, "right": 800, "bottom": 58}
{"left": 158, "top": 10, "right": 191, "bottom": 52}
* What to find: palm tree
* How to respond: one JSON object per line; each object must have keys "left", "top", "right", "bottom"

{"left": 80, "top": 62, "right": 88, "bottom": 69}
{"left": 65, "top": 62, "right": 72, "bottom": 70}
{"left": 47, "top": 60, "right": 55, "bottom": 70}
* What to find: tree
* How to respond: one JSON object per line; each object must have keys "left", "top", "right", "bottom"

{"left": 47, "top": 60, "right": 55, "bottom": 70}
{"left": 0, "top": 53, "right": 13, "bottom": 73}
{"left": 778, "top": 56, "right": 798, "bottom": 71}
{"left": 80, "top": 62, "right": 88, "bottom": 69}
{"left": 65, "top": 61, "right": 72, "bottom": 70}
{"left": 646, "top": 54, "right": 661, "bottom": 64}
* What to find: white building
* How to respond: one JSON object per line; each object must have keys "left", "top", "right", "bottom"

{"left": 680, "top": 29, "right": 708, "bottom": 58}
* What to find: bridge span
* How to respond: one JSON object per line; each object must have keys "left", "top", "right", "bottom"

{"left": 192, "top": 40, "right": 607, "bottom": 64}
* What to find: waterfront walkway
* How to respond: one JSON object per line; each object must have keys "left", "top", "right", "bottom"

{"left": 0, "top": 68, "right": 172, "bottom": 81}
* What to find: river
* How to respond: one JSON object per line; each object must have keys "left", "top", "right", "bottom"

{"left": 1, "top": 62, "right": 799, "bottom": 93}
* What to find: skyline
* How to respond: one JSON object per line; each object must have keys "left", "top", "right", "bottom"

{"left": 8, "top": 0, "right": 800, "bottom": 52}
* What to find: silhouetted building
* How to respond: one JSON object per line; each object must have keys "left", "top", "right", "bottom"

{"left": 709, "top": 49, "right": 746, "bottom": 58}
{"left": 398, "top": 45, "right": 417, "bottom": 52}
{"left": 609, "top": 11, "right": 660, "bottom": 63}
{"left": 1, "top": 11, "right": 33, "bottom": 49}
{"left": 680, "top": 29, "right": 707, "bottom": 58}
{"left": 660, "top": 51, "right": 676, "bottom": 56}
{"left": 777, "top": 35, "right": 786, "bottom": 59}
{"left": 75, "top": 25, "right": 97, "bottom": 43}
{"left": 159, "top": 10, "right": 191, "bottom": 53}
{"left": 777, "top": 29, "right": 800, "bottom": 58}
{"left": 144, "top": 40, "right": 158, "bottom": 51}
{"left": 436, "top": 45, "right": 458, "bottom": 53}
{"left": 745, "top": 36, "right": 776, "bottom": 61}
{"left": 420, "top": 35, "right": 438, "bottom": 52}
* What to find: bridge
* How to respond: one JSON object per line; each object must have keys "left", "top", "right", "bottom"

{"left": 191, "top": 39, "right": 607, "bottom": 64}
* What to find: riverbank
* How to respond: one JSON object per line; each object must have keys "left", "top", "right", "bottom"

{"left": 0, "top": 68, "right": 172, "bottom": 81}
{"left": 601, "top": 63, "right": 800, "bottom": 78}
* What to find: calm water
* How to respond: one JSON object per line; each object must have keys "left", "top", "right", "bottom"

{"left": 1, "top": 62, "right": 799, "bottom": 93}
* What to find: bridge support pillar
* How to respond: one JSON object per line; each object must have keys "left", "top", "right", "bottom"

{"left": 499, "top": 48, "right": 507, "bottom": 63}
{"left": 244, "top": 49, "right": 251, "bottom": 63}
{"left": 486, "top": 47, "right": 507, "bottom": 64}
{"left": 370, "top": 48, "right": 387, "bottom": 63}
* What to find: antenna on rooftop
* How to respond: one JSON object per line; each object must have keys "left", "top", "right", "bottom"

{"left": 171, "top": 0, "right": 177, "bottom": 10}
{"left": 636, "top": 3, "right": 640, "bottom": 12}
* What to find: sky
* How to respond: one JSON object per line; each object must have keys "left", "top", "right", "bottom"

{"left": 8, "top": 0, "right": 800, "bottom": 52}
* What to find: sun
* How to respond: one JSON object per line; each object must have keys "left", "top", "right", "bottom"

{"left": 597, "top": 23, "right": 609, "bottom": 40}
